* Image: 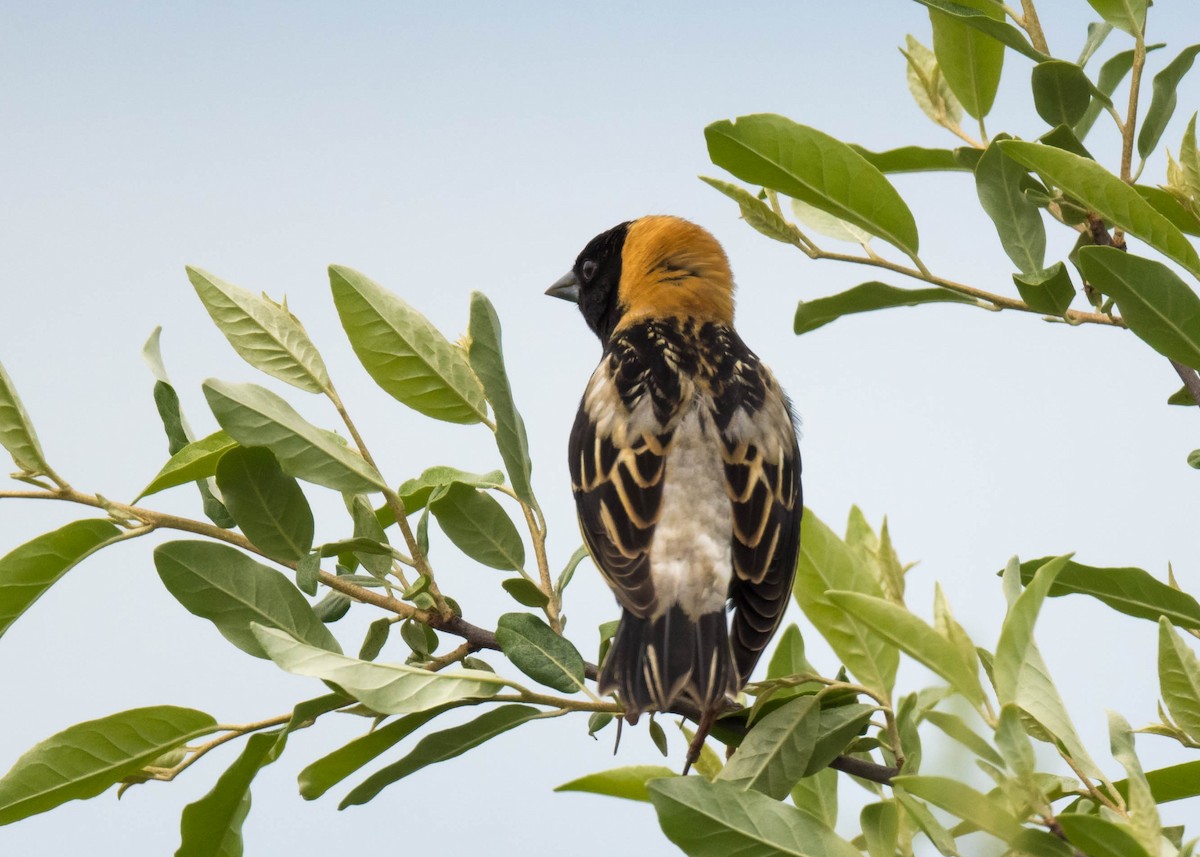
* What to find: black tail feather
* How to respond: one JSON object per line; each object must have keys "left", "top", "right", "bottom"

{"left": 598, "top": 604, "right": 736, "bottom": 722}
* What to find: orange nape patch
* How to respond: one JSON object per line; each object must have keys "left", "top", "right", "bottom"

{"left": 615, "top": 216, "right": 735, "bottom": 329}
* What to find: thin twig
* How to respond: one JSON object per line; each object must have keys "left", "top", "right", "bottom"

{"left": 1018, "top": 0, "right": 1049, "bottom": 54}
{"left": 145, "top": 713, "right": 293, "bottom": 783}
{"left": 1170, "top": 360, "right": 1200, "bottom": 406}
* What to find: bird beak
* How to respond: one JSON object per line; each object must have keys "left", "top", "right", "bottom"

{"left": 545, "top": 270, "right": 581, "bottom": 303}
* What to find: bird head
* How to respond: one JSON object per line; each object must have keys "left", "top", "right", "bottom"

{"left": 547, "top": 216, "right": 735, "bottom": 341}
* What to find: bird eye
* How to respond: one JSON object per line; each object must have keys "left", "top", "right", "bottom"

{"left": 581, "top": 259, "right": 598, "bottom": 282}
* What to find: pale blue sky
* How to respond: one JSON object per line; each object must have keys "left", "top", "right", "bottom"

{"left": 2, "top": 3, "right": 1199, "bottom": 854}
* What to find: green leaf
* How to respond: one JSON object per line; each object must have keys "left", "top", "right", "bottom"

{"left": 1039, "top": 123, "right": 1094, "bottom": 159}
{"left": 790, "top": 767, "right": 838, "bottom": 827}
{"left": 717, "top": 696, "right": 820, "bottom": 799}
{"left": 911, "top": 0, "right": 1046, "bottom": 62}
{"left": 705, "top": 114, "right": 920, "bottom": 257}
{"left": 556, "top": 545, "right": 590, "bottom": 595}
{"left": 995, "top": 555, "right": 1066, "bottom": 704}
{"left": 186, "top": 266, "right": 330, "bottom": 394}
{"left": 149, "top": 376, "right": 234, "bottom": 528}
{"left": 861, "top": 800, "right": 899, "bottom": 857}
{"left": 387, "top": 466, "right": 507, "bottom": 522}
{"left": 1138, "top": 45, "right": 1200, "bottom": 159}
{"left": 137, "top": 431, "right": 237, "bottom": 500}
{"left": 975, "top": 136, "right": 1046, "bottom": 274}
{"left": 555, "top": 766, "right": 677, "bottom": 803}
{"left": 893, "top": 787, "right": 959, "bottom": 856}
{"left": 901, "top": 34, "right": 963, "bottom": 131}
{"left": 347, "top": 493, "right": 392, "bottom": 579}
{"left": 766, "top": 623, "right": 819, "bottom": 697}
{"left": 848, "top": 145, "right": 979, "bottom": 173}
{"left": 251, "top": 624, "right": 504, "bottom": 714}
{"left": 1076, "top": 45, "right": 1165, "bottom": 139}
{"left": 466, "top": 292, "right": 534, "bottom": 503}
{"left": 1014, "top": 555, "right": 1200, "bottom": 628}
{"left": 1109, "top": 712, "right": 1162, "bottom": 853}
{"left": 649, "top": 719, "right": 669, "bottom": 756}
{"left": 154, "top": 541, "right": 340, "bottom": 658}
{"left": 923, "top": 710, "right": 1004, "bottom": 767}
{"left": 790, "top": 198, "right": 874, "bottom": 245}
{"left": 1078, "top": 22, "right": 1114, "bottom": 67}
{"left": 495, "top": 612, "right": 585, "bottom": 693}
{"left": 995, "top": 704, "right": 1037, "bottom": 790}
{"left": 1191, "top": 449, "right": 1200, "bottom": 469}
{"left": 826, "top": 591, "right": 985, "bottom": 707}
{"left": 339, "top": 705, "right": 541, "bottom": 808}
{"left": 329, "top": 265, "right": 487, "bottom": 424}
{"left": 1085, "top": 0, "right": 1146, "bottom": 36}
{"left": 358, "top": 618, "right": 390, "bottom": 661}
{"left": 1159, "top": 617, "right": 1200, "bottom": 742}
{"left": 999, "top": 141, "right": 1200, "bottom": 276}
{"left": 430, "top": 482, "right": 525, "bottom": 571}
{"left": 891, "top": 775, "right": 1021, "bottom": 840}
{"left": 1031, "top": 61, "right": 1093, "bottom": 127}
{"left": 203, "top": 379, "right": 384, "bottom": 493}
{"left": 0, "top": 706, "right": 217, "bottom": 825}
{"left": 808, "top": 704, "right": 875, "bottom": 776}
{"left": 0, "top": 519, "right": 121, "bottom": 639}
{"left": 501, "top": 578, "right": 549, "bottom": 608}
{"left": 794, "top": 282, "right": 974, "bottom": 335}
{"left": 298, "top": 703, "right": 460, "bottom": 800}
{"left": 792, "top": 510, "right": 897, "bottom": 695}
{"left": 215, "top": 446, "right": 314, "bottom": 563}
{"left": 648, "top": 777, "right": 860, "bottom": 857}
{"left": 699, "top": 177, "right": 802, "bottom": 245}
{"left": 1057, "top": 815, "right": 1153, "bottom": 857}
{"left": 1078, "top": 247, "right": 1200, "bottom": 369}
{"left": 176, "top": 729, "right": 284, "bottom": 857}
{"left": 1168, "top": 385, "right": 1197, "bottom": 406}
{"left": 0, "top": 359, "right": 48, "bottom": 474}
{"left": 1137, "top": 185, "right": 1200, "bottom": 236}
{"left": 927, "top": 0, "right": 1005, "bottom": 120}
{"left": 1013, "top": 262, "right": 1076, "bottom": 315}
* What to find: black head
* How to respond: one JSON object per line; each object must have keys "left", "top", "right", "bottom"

{"left": 546, "top": 220, "right": 631, "bottom": 341}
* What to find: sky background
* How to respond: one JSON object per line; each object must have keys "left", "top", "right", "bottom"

{"left": 2, "top": 2, "right": 1199, "bottom": 854}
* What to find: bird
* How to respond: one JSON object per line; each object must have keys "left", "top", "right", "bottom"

{"left": 546, "top": 215, "right": 802, "bottom": 768}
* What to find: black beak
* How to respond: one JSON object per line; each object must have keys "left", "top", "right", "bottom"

{"left": 545, "top": 270, "right": 580, "bottom": 303}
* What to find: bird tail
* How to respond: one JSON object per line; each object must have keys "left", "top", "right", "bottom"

{"left": 598, "top": 604, "right": 736, "bottom": 722}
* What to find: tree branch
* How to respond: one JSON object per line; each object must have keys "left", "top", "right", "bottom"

{"left": 1170, "top": 360, "right": 1200, "bottom": 406}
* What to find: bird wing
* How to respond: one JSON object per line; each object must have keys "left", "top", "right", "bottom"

{"left": 722, "top": 376, "right": 803, "bottom": 684}
{"left": 568, "top": 360, "right": 676, "bottom": 618}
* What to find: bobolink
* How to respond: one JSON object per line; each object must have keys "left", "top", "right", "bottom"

{"left": 548, "top": 215, "right": 802, "bottom": 765}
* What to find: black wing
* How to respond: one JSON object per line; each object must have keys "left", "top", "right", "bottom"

{"left": 722, "top": 380, "right": 803, "bottom": 684}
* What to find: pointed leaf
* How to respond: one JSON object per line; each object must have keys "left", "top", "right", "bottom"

{"left": 718, "top": 696, "right": 820, "bottom": 799}
{"left": 138, "top": 431, "right": 237, "bottom": 500}
{"left": 1057, "top": 815, "right": 1153, "bottom": 857}
{"left": 995, "top": 555, "right": 1067, "bottom": 704}
{"left": 911, "top": 0, "right": 1045, "bottom": 62}
{"left": 298, "top": 703, "right": 461, "bottom": 799}
{"left": 154, "top": 541, "right": 340, "bottom": 658}
{"left": 928, "top": 0, "right": 1005, "bottom": 120}
{"left": 0, "top": 519, "right": 121, "bottom": 639}
{"left": 251, "top": 624, "right": 503, "bottom": 714}
{"left": 826, "top": 591, "right": 985, "bottom": 706}
{"left": 1137, "top": 185, "right": 1200, "bottom": 236}
{"left": 1078, "top": 247, "right": 1200, "bottom": 369}
{"left": 176, "top": 730, "right": 283, "bottom": 857}
{"left": 1076, "top": 45, "right": 1165, "bottom": 139}
{"left": 149, "top": 378, "right": 233, "bottom": 528}
{"left": 215, "top": 446, "right": 314, "bottom": 563}
{"left": 1085, "top": 0, "right": 1146, "bottom": 35}
{"left": 794, "top": 282, "right": 974, "bottom": 335}
{"left": 808, "top": 704, "right": 875, "bottom": 775}
{"left": 555, "top": 766, "right": 677, "bottom": 803}
{"left": 792, "top": 511, "right": 898, "bottom": 695}
{"left": 495, "top": 612, "right": 585, "bottom": 693}
{"left": 340, "top": 705, "right": 541, "bottom": 807}
{"left": 848, "top": 145, "right": 979, "bottom": 173}
{"left": 999, "top": 141, "right": 1200, "bottom": 276}
{"left": 1137, "top": 45, "right": 1200, "bottom": 159}
{"left": 861, "top": 801, "right": 899, "bottom": 857}
{"left": 923, "top": 711, "right": 1004, "bottom": 767}
{"left": 388, "top": 466, "right": 507, "bottom": 522}
{"left": 1109, "top": 712, "right": 1162, "bottom": 852}
{"left": 502, "top": 578, "right": 549, "bottom": 608}
{"left": 891, "top": 775, "right": 1022, "bottom": 840}
{"left": 699, "top": 177, "right": 802, "bottom": 245}
{"left": 975, "top": 136, "right": 1046, "bottom": 273}
{"left": 0, "top": 359, "right": 48, "bottom": 474}
{"left": 901, "top": 35, "right": 963, "bottom": 128}
{"left": 790, "top": 198, "right": 874, "bottom": 245}
{"left": 706, "top": 114, "right": 919, "bottom": 256}
{"left": 430, "top": 482, "right": 524, "bottom": 571}
{"left": 1013, "top": 262, "right": 1076, "bottom": 315}
{"left": 0, "top": 706, "right": 217, "bottom": 824}
{"left": 187, "top": 266, "right": 330, "bottom": 393}
{"left": 650, "top": 777, "right": 857, "bottom": 857}
{"left": 329, "top": 265, "right": 487, "bottom": 424}
{"left": 789, "top": 767, "right": 838, "bottom": 827}
{"left": 203, "top": 379, "right": 384, "bottom": 493}
{"left": 467, "top": 292, "right": 534, "bottom": 503}
{"left": 894, "top": 787, "right": 960, "bottom": 856}
{"left": 1014, "top": 555, "right": 1200, "bottom": 628}
{"left": 1159, "top": 617, "right": 1200, "bottom": 742}
{"left": 1031, "top": 61, "right": 1093, "bottom": 128}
